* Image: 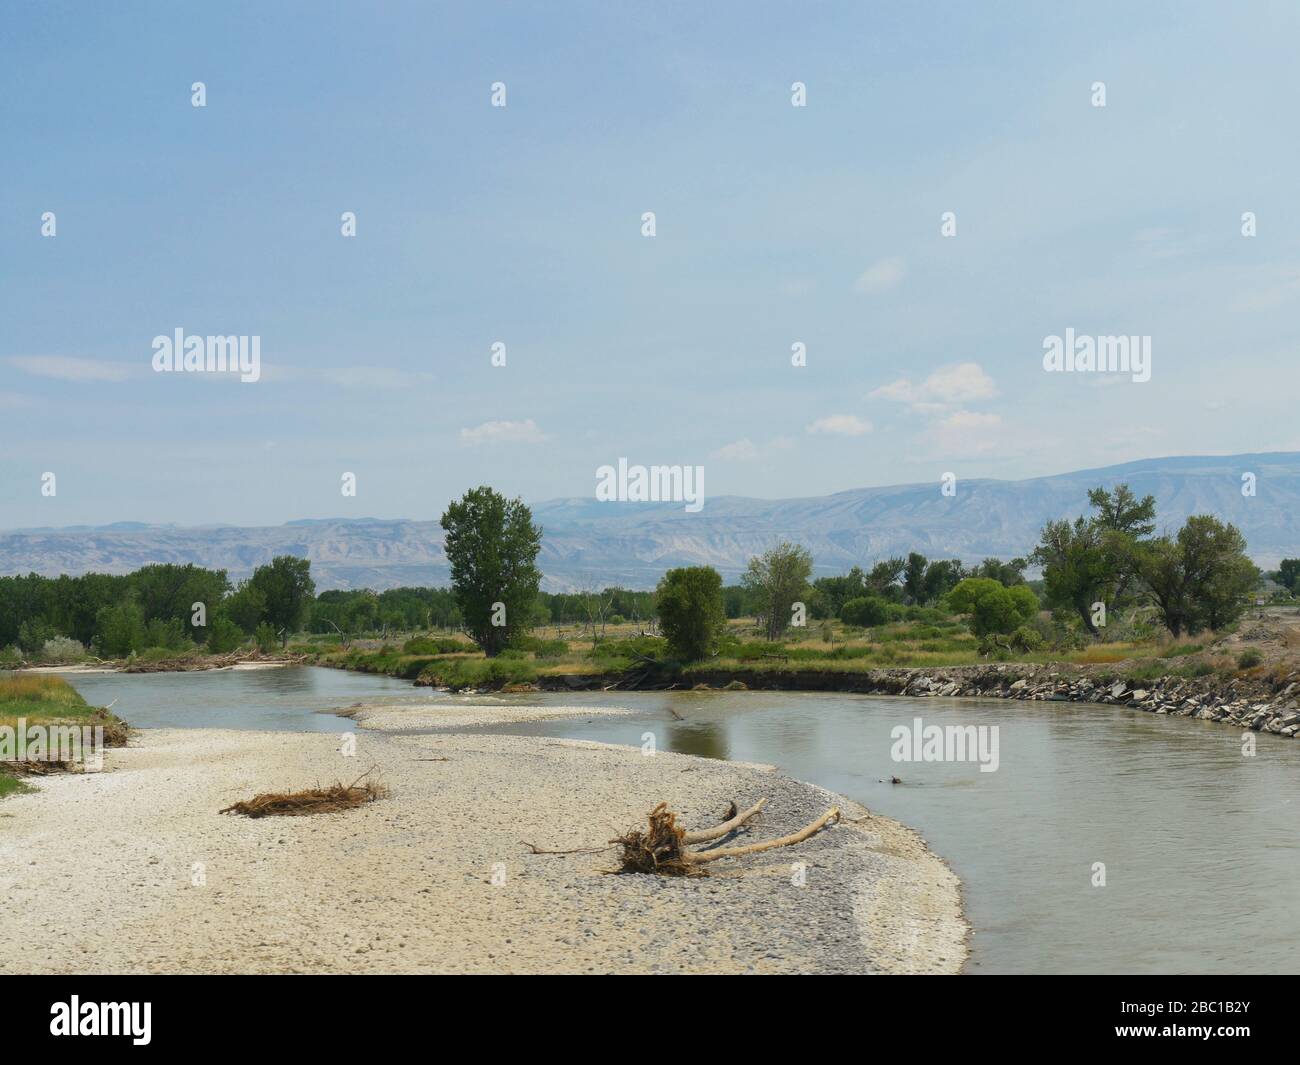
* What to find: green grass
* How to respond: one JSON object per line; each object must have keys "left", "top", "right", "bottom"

{"left": 0, "top": 672, "right": 99, "bottom": 725}
{"left": 0, "top": 673, "right": 128, "bottom": 800}
{"left": 0, "top": 774, "right": 33, "bottom": 799}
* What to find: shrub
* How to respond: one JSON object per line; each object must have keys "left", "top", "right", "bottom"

{"left": 206, "top": 616, "right": 245, "bottom": 654}
{"left": 1237, "top": 648, "right": 1263, "bottom": 669}
{"left": 144, "top": 618, "right": 191, "bottom": 652}
{"left": 39, "top": 636, "right": 87, "bottom": 665}
{"left": 840, "top": 596, "right": 889, "bottom": 627}
{"left": 253, "top": 622, "right": 280, "bottom": 652}
{"left": 0, "top": 645, "right": 23, "bottom": 668}
{"left": 1009, "top": 625, "right": 1045, "bottom": 652}
{"left": 17, "top": 620, "right": 57, "bottom": 654}
{"left": 948, "top": 578, "right": 1038, "bottom": 636}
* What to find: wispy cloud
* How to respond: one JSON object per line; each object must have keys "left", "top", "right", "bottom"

{"left": 4, "top": 355, "right": 132, "bottom": 382}
{"left": 932, "top": 410, "right": 1003, "bottom": 454}
{"left": 1231, "top": 269, "right": 1300, "bottom": 313}
{"left": 711, "top": 436, "right": 793, "bottom": 461}
{"left": 805, "top": 414, "right": 872, "bottom": 437}
{"left": 854, "top": 257, "right": 905, "bottom": 293}
{"left": 459, "top": 418, "right": 547, "bottom": 445}
{"left": 869, "top": 362, "right": 997, "bottom": 410}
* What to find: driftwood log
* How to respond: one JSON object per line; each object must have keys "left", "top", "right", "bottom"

{"left": 614, "top": 798, "right": 839, "bottom": 876}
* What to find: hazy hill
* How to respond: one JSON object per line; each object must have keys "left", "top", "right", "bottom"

{"left": 2, "top": 453, "right": 1296, "bottom": 590}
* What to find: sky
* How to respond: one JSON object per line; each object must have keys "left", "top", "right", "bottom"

{"left": 3, "top": 0, "right": 1300, "bottom": 529}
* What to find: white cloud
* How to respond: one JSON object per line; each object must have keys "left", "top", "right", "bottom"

{"left": 938, "top": 410, "right": 1001, "bottom": 432}
{"left": 869, "top": 361, "right": 997, "bottom": 408}
{"left": 711, "top": 436, "right": 793, "bottom": 460}
{"left": 805, "top": 414, "right": 872, "bottom": 437}
{"left": 459, "top": 418, "right": 547, "bottom": 445}
{"left": 4, "top": 355, "right": 132, "bottom": 382}
{"left": 854, "top": 257, "right": 905, "bottom": 293}
{"left": 712, "top": 438, "right": 760, "bottom": 460}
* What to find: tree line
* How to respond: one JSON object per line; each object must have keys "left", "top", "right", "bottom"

{"left": 0, "top": 482, "right": 1265, "bottom": 664}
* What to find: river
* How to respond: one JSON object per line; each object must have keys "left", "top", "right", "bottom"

{"left": 56, "top": 666, "right": 1300, "bottom": 974}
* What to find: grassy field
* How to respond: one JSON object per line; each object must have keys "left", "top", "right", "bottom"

{"left": 0, "top": 674, "right": 128, "bottom": 798}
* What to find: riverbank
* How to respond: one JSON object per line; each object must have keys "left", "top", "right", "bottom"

{"left": 0, "top": 722, "right": 967, "bottom": 974}
{"left": 527, "top": 662, "right": 1300, "bottom": 737}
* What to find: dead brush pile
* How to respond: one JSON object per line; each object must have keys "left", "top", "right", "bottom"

{"left": 219, "top": 770, "right": 389, "bottom": 818}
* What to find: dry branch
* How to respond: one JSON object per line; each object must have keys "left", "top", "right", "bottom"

{"left": 684, "top": 807, "right": 839, "bottom": 864}
{"left": 219, "top": 769, "right": 388, "bottom": 818}
{"left": 682, "top": 798, "right": 766, "bottom": 844}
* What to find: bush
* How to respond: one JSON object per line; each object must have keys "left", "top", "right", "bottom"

{"left": 948, "top": 578, "right": 1038, "bottom": 636}
{"left": 1237, "top": 648, "right": 1263, "bottom": 669}
{"left": 840, "top": 596, "right": 889, "bottom": 627}
{"left": 206, "top": 616, "right": 245, "bottom": 654}
{"left": 39, "top": 636, "right": 87, "bottom": 665}
{"left": 0, "top": 645, "right": 23, "bottom": 668}
{"left": 1009, "top": 625, "right": 1044, "bottom": 652}
{"left": 144, "top": 617, "right": 191, "bottom": 652}
{"left": 253, "top": 622, "right": 280, "bottom": 652}
{"left": 418, "top": 656, "right": 538, "bottom": 690}
{"left": 17, "top": 620, "right": 57, "bottom": 654}
{"left": 591, "top": 635, "right": 668, "bottom": 667}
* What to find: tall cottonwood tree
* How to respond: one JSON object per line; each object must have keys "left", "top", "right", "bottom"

{"left": 1133, "top": 516, "right": 1257, "bottom": 636}
{"left": 742, "top": 542, "right": 813, "bottom": 641}
{"left": 440, "top": 486, "right": 542, "bottom": 656}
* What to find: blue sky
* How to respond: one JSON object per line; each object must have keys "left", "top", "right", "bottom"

{"left": 3, "top": 1, "right": 1299, "bottom": 528}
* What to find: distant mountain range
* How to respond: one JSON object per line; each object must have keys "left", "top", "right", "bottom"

{"left": 3, "top": 453, "right": 1297, "bottom": 590}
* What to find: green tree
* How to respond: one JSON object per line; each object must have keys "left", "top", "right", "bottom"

{"left": 811, "top": 567, "right": 867, "bottom": 618}
{"left": 205, "top": 615, "right": 245, "bottom": 653}
{"left": 224, "top": 583, "right": 267, "bottom": 634}
{"left": 1134, "top": 516, "right": 1258, "bottom": 636}
{"left": 902, "top": 553, "right": 928, "bottom": 604}
{"left": 1031, "top": 484, "right": 1158, "bottom": 636}
{"left": 1030, "top": 518, "right": 1111, "bottom": 635}
{"left": 840, "top": 596, "right": 889, "bottom": 627}
{"left": 95, "top": 600, "right": 147, "bottom": 657}
{"left": 969, "top": 557, "right": 1028, "bottom": 586}
{"left": 742, "top": 542, "right": 814, "bottom": 641}
{"left": 1277, "top": 559, "right": 1300, "bottom": 593}
{"left": 923, "top": 559, "right": 964, "bottom": 603}
{"left": 947, "top": 578, "right": 1038, "bottom": 636}
{"left": 441, "top": 486, "right": 543, "bottom": 657}
{"left": 866, "top": 556, "right": 906, "bottom": 600}
{"left": 656, "top": 566, "right": 725, "bottom": 661}
{"left": 247, "top": 556, "right": 316, "bottom": 637}
{"left": 972, "top": 585, "right": 1039, "bottom": 636}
